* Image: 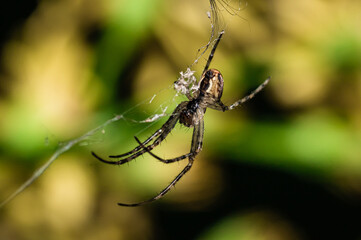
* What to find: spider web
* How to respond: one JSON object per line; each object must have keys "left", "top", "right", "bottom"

{"left": 0, "top": 0, "right": 245, "bottom": 208}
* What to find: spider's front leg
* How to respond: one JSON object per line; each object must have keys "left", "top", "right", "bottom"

{"left": 91, "top": 102, "right": 189, "bottom": 165}
{"left": 117, "top": 120, "right": 204, "bottom": 207}
{"left": 91, "top": 129, "right": 163, "bottom": 164}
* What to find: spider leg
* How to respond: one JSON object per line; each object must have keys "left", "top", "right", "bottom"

{"left": 228, "top": 77, "right": 270, "bottom": 110}
{"left": 91, "top": 149, "right": 150, "bottom": 165}
{"left": 134, "top": 136, "right": 192, "bottom": 164}
{"left": 108, "top": 129, "right": 162, "bottom": 158}
{"left": 91, "top": 129, "right": 163, "bottom": 164}
{"left": 202, "top": 31, "right": 224, "bottom": 75}
{"left": 209, "top": 76, "right": 270, "bottom": 111}
{"left": 118, "top": 159, "right": 195, "bottom": 207}
{"left": 118, "top": 120, "right": 204, "bottom": 207}
{"left": 91, "top": 102, "right": 188, "bottom": 165}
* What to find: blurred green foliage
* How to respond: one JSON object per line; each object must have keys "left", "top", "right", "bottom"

{"left": 1, "top": 0, "right": 361, "bottom": 239}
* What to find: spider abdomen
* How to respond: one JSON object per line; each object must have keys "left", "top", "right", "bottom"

{"left": 199, "top": 69, "right": 224, "bottom": 100}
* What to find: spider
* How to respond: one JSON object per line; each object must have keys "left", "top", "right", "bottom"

{"left": 92, "top": 31, "right": 270, "bottom": 207}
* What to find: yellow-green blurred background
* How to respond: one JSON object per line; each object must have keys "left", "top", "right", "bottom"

{"left": 1, "top": 0, "right": 361, "bottom": 239}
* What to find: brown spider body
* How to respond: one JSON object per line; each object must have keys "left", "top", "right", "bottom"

{"left": 179, "top": 100, "right": 202, "bottom": 127}
{"left": 179, "top": 69, "right": 224, "bottom": 127}
{"left": 198, "top": 69, "right": 224, "bottom": 101}
{"left": 91, "top": 32, "right": 270, "bottom": 207}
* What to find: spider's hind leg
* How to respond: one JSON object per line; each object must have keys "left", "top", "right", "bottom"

{"left": 209, "top": 76, "right": 270, "bottom": 112}
{"left": 228, "top": 76, "right": 270, "bottom": 110}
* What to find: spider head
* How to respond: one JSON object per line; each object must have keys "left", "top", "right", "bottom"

{"left": 199, "top": 69, "right": 224, "bottom": 100}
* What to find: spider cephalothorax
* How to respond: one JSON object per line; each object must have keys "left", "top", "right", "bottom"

{"left": 92, "top": 32, "right": 270, "bottom": 207}
{"left": 179, "top": 100, "right": 202, "bottom": 127}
